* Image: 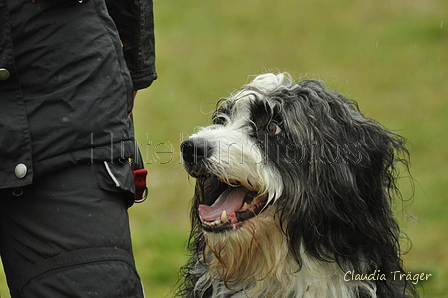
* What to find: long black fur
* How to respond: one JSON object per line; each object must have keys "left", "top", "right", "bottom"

{"left": 178, "top": 77, "right": 417, "bottom": 298}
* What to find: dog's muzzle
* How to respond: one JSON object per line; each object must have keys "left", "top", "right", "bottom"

{"left": 181, "top": 138, "right": 269, "bottom": 232}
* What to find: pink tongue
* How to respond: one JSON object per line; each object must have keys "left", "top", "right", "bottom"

{"left": 198, "top": 186, "right": 249, "bottom": 222}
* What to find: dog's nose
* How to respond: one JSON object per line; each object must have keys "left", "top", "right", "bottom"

{"left": 181, "top": 138, "right": 212, "bottom": 164}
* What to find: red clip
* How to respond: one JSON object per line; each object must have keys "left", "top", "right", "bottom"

{"left": 133, "top": 169, "right": 148, "bottom": 203}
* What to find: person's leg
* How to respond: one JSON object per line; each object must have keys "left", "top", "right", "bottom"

{"left": 0, "top": 163, "right": 144, "bottom": 298}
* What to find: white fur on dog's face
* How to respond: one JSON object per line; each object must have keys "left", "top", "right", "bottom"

{"left": 180, "top": 74, "right": 295, "bottom": 233}
{"left": 186, "top": 94, "right": 283, "bottom": 204}
{"left": 185, "top": 74, "right": 294, "bottom": 201}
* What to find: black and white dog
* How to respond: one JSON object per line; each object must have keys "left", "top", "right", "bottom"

{"left": 178, "top": 73, "right": 417, "bottom": 298}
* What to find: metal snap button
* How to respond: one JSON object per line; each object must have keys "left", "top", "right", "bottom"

{"left": 0, "top": 68, "right": 10, "bottom": 80}
{"left": 15, "top": 163, "right": 27, "bottom": 179}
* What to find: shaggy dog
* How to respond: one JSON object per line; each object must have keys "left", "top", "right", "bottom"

{"left": 178, "top": 73, "right": 417, "bottom": 298}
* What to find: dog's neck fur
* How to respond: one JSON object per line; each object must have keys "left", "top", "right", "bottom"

{"left": 195, "top": 211, "right": 375, "bottom": 298}
{"left": 204, "top": 259, "right": 374, "bottom": 298}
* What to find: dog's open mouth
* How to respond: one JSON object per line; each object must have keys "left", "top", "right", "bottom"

{"left": 199, "top": 182, "right": 268, "bottom": 232}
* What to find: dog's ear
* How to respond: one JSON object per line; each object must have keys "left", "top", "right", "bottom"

{"left": 274, "top": 80, "right": 411, "bottom": 292}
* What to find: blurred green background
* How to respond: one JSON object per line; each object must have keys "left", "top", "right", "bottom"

{"left": 1, "top": 0, "right": 447, "bottom": 297}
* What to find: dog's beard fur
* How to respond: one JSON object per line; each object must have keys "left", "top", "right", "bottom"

{"left": 200, "top": 212, "right": 375, "bottom": 298}
{"left": 178, "top": 73, "right": 418, "bottom": 298}
{"left": 203, "top": 210, "right": 292, "bottom": 295}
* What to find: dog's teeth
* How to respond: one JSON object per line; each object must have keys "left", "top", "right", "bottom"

{"left": 202, "top": 212, "right": 229, "bottom": 226}
{"left": 208, "top": 217, "right": 221, "bottom": 226}
{"left": 204, "top": 220, "right": 216, "bottom": 226}
{"left": 221, "top": 210, "right": 228, "bottom": 223}
{"left": 242, "top": 202, "right": 249, "bottom": 209}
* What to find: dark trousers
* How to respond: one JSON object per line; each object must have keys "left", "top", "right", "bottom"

{"left": 0, "top": 163, "right": 144, "bottom": 298}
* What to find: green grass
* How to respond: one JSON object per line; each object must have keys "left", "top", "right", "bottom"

{"left": 1, "top": 0, "right": 447, "bottom": 297}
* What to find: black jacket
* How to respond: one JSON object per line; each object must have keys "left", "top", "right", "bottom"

{"left": 0, "top": 0, "right": 156, "bottom": 188}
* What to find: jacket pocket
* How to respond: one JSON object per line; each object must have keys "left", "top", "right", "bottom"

{"left": 95, "top": 161, "right": 135, "bottom": 206}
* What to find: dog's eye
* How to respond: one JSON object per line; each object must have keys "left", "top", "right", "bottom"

{"left": 266, "top": 121, "right": 282, "bottom": 135}
{"left": 214, "top": 116, "right": 228, "bottom": 125}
